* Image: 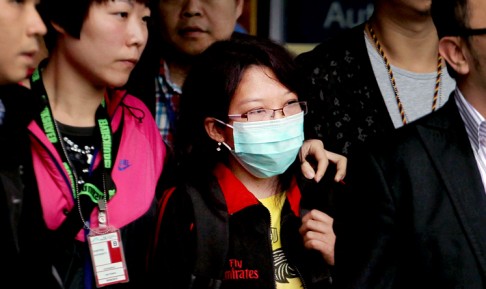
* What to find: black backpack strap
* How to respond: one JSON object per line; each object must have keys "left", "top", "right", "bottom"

{"left": 185, "top": 180, "right": 229, "bottom": 289}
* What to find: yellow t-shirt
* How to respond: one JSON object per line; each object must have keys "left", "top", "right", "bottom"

{"left": 260, "top": 194, "right": 304, "bottom": 289}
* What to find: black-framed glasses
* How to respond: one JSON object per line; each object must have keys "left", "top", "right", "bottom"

{"left": 460, "top": 27, "right": 486, "bottom": 36}
{"left": 228, "top": 101, "right": 308, "bottom": 122}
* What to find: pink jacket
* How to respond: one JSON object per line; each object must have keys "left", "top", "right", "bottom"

{"left": 28, "top": 89, "right": 166, "bottom": 241}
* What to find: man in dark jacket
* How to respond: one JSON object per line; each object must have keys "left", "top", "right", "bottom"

{"left": 0, "top": 0, "right": 46, "bottom": 281}
{"left": 296, "top": 0, "right": 456, "bottom": 159}
{"left": 333, "top": 0, "right": 486, "bottom": 288}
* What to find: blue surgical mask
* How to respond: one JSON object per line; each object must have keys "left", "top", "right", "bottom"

{"left": 217, "top": 112, "right": 304, "bottom": 178}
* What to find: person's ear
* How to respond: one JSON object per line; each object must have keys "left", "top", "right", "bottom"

{"left": 439, "top": 36, "right": 470, "bottom": 76}
{"left": 204, "top": 117, "right": 225, "bottom": 143}
{"left": 235, "top": 0, "right": 244, "bottom": 19}
{"left": 50, "top": 21, "right": 67, "bottom": 35}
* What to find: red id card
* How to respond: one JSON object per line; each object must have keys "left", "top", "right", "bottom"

{"left": 88, "top": 228, "right": 129, "bottom": 287}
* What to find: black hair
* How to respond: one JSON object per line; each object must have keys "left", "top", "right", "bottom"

{"left": 39, "top": 0, "right": 157, "bottom": 52}
{"left": 431, "top": 0, "right": 470, "bottom": 78}
{"left": 431, "top": 0, "right": 469, "bottom": 39}
{"left": 176, "top": 33, "right": 304, "bottom": 187}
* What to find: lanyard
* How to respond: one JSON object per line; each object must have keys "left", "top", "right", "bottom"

{"left": 30, "top": 62, "right": 122, "bottom": 288}
{"left": 30, "top": 63, "right": 116, "bottom": 204}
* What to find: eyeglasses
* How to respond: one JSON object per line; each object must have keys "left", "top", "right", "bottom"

{"left": 228, "top": 101, "right": 307, "bottom": 122}
{"left": 460, "top": 27, "right": 486, "bottom": 36}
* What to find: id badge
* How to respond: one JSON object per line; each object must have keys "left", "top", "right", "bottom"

{"left": 88, "top": 227, "right": 129, "bottom": 287}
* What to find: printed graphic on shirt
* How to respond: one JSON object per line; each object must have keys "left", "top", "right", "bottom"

{"left": 273, "top": 248, "right": 298, "bottom": 283}
{"left": 224, "top": 259, "right": 260, "bottom": 280}
{"left": 260, "top": 194, "right": 303, "bottom": 289}
{"left": 61, "top": 134, "right": 95, "bottom": 185}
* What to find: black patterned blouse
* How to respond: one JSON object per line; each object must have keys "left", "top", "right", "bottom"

{"left": 296, "top": 23, "right": 395, "bottom": 159}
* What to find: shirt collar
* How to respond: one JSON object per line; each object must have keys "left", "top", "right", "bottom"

{"left": 158, "top": 59, "right": 182, "bottom": 94}
{"left": 455, "top": 88, "right": 486, "bottom": 151}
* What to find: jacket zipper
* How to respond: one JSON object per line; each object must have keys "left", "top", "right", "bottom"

{"left": 281, "top": 207, "right": 308, "bottom": 289}
{"left": 266, "top": 207, "right": 278, "bottom": 289}
{"left": 293, "top": 265, "right": 308, "bottom": 289}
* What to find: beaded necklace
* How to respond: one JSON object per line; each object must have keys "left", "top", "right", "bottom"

{"left": 366, "top": 22, "right": 443, "bottom": 125}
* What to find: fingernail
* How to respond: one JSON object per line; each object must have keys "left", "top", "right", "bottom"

{"left": 304, "top": 169, "right": 315, "bottom": 179}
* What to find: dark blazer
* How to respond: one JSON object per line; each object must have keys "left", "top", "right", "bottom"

{"left": 296, "top": 23, "right": 394, "bottom": 158}
{"left": 334, "top": 95, "right": 486, "bottom": 289}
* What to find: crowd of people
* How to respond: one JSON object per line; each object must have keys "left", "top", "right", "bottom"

{"left": 0, "top": 0, "right": 484, "bottom": 288}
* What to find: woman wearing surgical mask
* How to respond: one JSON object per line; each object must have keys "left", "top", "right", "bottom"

{"left": 149, "top": 34, "right": 337, "bottom": 289}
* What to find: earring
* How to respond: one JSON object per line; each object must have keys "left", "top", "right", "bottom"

{"left": 216, "top": 142, "right": 222, "bottom": 152}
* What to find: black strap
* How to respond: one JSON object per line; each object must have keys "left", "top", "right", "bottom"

{"left": 53, "top": 205, "right": 94, "bottom": 248}
{"left": 185, "top": 180, "right": 229, "bottom": 289}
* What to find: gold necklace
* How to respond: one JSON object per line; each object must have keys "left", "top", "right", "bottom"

{"left": 366, "top": 22, "right": 443, "bottom": 125}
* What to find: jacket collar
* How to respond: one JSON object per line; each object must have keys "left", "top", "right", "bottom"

{"left": 213, "top": 163, "right": 301, "bottom": 216}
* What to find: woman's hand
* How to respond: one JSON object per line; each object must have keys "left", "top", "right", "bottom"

{"left": 299, "top": 139, "right": 347, "bottom": 183}
{"left": 299, "top": 209, "right": 335, "bottom": 265}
